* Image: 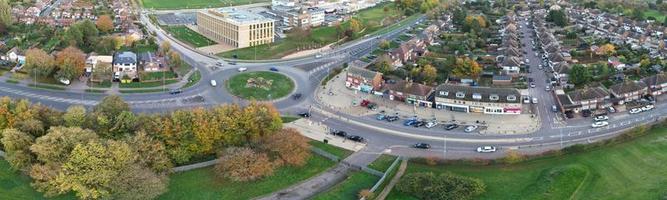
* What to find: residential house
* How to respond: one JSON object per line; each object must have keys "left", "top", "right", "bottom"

{"left": 609, "top": 81, "right": 648, "bottom": 104}
{"left": 501, "top": 56, "right": 522, "bottom": 75}
{"left": 345, "top": 66, "right": 383, "bottom": 92}
{"left": 642, "top": 73, "right": 667, "bottom": 96}
{"left": 566, "top": 87, "right": 611, "bottom": 112}
{"left": 389, "top": 44, "right": 412, "bottom": 66}
{"left": 492, "top": 75, "right": 512, "bottom": 86}
{"left": 138, "top": 52, "right": 167, "bottom": 72}
{"left": 383, "top": 81, "right": 434, "bottom": 107}
{"left": 113, "top": 51, "right": 138, "bottom": 78}
{"left": 5, "top": 47, "right": 24, "bottom": 64}
{"left": 433, "top": 84, "right": 522, "bottom": 114}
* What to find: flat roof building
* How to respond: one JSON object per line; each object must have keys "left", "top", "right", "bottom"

{"left": 197, "top": 8, "right": 275, "bottom": 48}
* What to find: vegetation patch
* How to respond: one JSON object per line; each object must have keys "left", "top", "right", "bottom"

{"left": 313, "top": 171, "right": 379, "bottom": 200}
{"left": 226, "top": 71, "right": 294, "bottom": 100}
{"left": 308, "top": 140, "right": 353, "bottom": 159}
{"left": 163, "top": 26, "right": 216, "bottom": 48}
{"left": 368, "top": 154, "right": 397, "bottom": 172}
{"left": 140, "top": 0, "right": 269, "bottom": 10}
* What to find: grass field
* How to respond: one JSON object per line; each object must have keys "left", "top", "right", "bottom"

{"left": 308, "top": 140, "right": 353, "bottom": 159}
{"left": 313, "top": 171, "right": 379, "bottom": 200}
{"left": 141, "top": 0, "right": 269, "bottom": 10}
{"left": 159, "top": 154, "right": 335, "bottom": 200}
{"left": 219, "top": 3, "right": 404, "bottom": 60}
{"left": 163, "top": 26, "right": 216, "bottom": 48}
{"left": 226, "top": 71, "right": 294, "bottom": 100}
{"left": 119, "top": 79, "right": 179, "bottom": 88}
{"left": 0, "top": 160, "right": 75, "bottom": 200}
{"left": 368, "top": 154, "right": 397, "bottom": 172}
{"left": 388, "top": 127, "right": 667, "bottom": 200}
{"left": 644, "top": 9, "right": 666, "bottom": 22}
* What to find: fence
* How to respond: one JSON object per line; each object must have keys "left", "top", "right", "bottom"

{"left": 360, "top": 156, "right": 402, "bottom": 200}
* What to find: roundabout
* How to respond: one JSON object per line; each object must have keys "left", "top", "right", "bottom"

{"left": 225, "top": 71, "right": 295, "bottom": 101}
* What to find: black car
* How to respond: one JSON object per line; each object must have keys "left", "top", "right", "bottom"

{"left": 413, "top": 143, "right": 431, "bottom": 149}
{"left": 347, "top": 135, "right": 365, "bottom": 143}
{"left": 444, "top": 124, "right": 459, "bottom": 130}
{"left": 582, "top": 110, "right": 592, "bottom": 117}
{"left": 412, "top": 120, "right": 426, "bottom": 127}
{"left": 385, "top": 115, "right": 399, "bottom": 122}
{"left": 298, "top": 112, "right": 310, "bottom": 118}
{"left": 169, "top": 89, "right": 183, "bottom": 95}
{"left": 332, "top": 130, "right": 347, "bottom": 137}
{"left": 292, "top": 93, "right": 302, "bottom": 100}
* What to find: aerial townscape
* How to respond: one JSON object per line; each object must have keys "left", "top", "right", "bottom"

{"left": 1, "top": 0, "right": 667, "bottom": 199}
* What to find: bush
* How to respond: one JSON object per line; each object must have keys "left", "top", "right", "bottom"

{"left": 502, "top": 150, "right": 526, "bottom": 164}
{"left": 397, "top": 172, "right": 486, "bottom": 200}
{"left": 358, "top": 189, "right": 375, "bottom": 199}
{"left": 261, "top": 128, "right": 311, "bottom": 167}
{"left": 215, "top": 147, "right": 276, "bottom": 182}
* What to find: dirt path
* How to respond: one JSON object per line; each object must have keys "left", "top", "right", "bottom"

{"left": 376, "top": 159, "right": 407, "bottom": 200}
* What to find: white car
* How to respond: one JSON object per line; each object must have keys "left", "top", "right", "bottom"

{"left": 591, "top": 121, "right": 609, "bottom": 128}
{"left": 642, "top": 105, "right": 654, "bottom": 111}
{"left": 545, "top": 86, "right": 551, "bottom": 91}
{"left": 532, "top": 97, "right": 538, "bottom": 104}
{"left": 530, "top": 83, "right": 536, "bottom": 88}
{"left": 237, "top": 67, "right": 248, "bottom": 72}
{"left": 476, "top": 146, "right": 497, "bottom": 153}
{"left": 629, "top": 108, "right": 642, "bottom": 114}
{"left": 593, "top": 115, "right": 609, "bottom": 121}
{"left": 210, "top": 80, "right": 217, "bottom": 87}
{"left": 425, "top": 121, "right": 438, "bottom": 129}
{"left": 464, "top": 125, "right": 479, "bottom": 133}
{"left": 523, "top": 96, "right": 531, "bottom": 104}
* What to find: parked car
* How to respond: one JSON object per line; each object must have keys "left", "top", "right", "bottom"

{"left": 629, "top": 108, "right": 643, "bottom": 114}
{"left": 532, "top": 97, "right": 538, "bottom": 104}
{"left": 385, "top": 115, "right": 399, "bottom": 122}
{"left": 403, "top": 119, "right": 417, "bottom": 126}
{"left": 444, "top": 124, "right": 459, "bottom": 130}
{"left": 593, "top": 115, "right": 609, "bottom": 121}
{"left": 545, "top": 85, "right": 551, "bottom": 91}
{"left": 646, "top": 96, "right": 656, "bottom": 102}
{"left": 237, "top": 67, "right": 247, "bottom": 72}
{"left": 642, "top": 105, "right": 654, "bottom": 111}
{"left": 270, "top": 67, "right": 279, "bottom": 71}
{"left": 292, "top": 93, "right": 302, "bottom": 100}
{"left": 464, "top": 125, "right": 478, "bottom": 133}
{"left": 530, "top": 83, "right": 536, "bottom": 88}
{"left": 582, "top": 110, "right": 592, "bottom": 117}
{"left": 376, "top": 113, "right": 386, "bottom": 120}
{"left": 413, "top": 143, "right": 431, "bottom": 149}
{"left": 367, "top": 103, "right": 378, "bottom": 110}
{"left": 425, "top": 121, "right": 438, "bottom": 128}
{"left": 552, "top": 105, "right": 558, "bottom": 112}
{"left": 360, "top": 100, "right": 371, "bottom": 107}
{"left": 607, "top": 106, "right": 616, "bottom": 113}
{"left": 523, "top": 96, "right": 531, "bottom": 104}
{"left": 412, "top": 120, "right": 426, "bottom": 127}
{"left": 298, "top": 112, "right": 310, "bottom": 118}
{"left": 347, "top": 135, "right": 365, "bottom": 143}
{"left": 169, "top": 89, "right": 183, "bottom": 95}
{"left": 331, "top": 130, "right": 347, "bottom": 137}
{"left": 476, "top": 146, "right": 497, "bottom": 153}
{"left": 210, "top": 80, "right": 217, "bottom": 87}
{"left": 591, "top": 121, "right": 609, "bottom": 128}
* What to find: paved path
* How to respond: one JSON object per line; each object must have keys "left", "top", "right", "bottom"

{"left": 376, "top": 159, "right": 407, "bottom": 200}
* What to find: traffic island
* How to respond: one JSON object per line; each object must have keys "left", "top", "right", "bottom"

{"left": 226, "top": 71, "right": 295, "bottom": 101}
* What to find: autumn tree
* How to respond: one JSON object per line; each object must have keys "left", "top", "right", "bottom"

{"left": 127, "top": 131, "right": 173, "bottom": 173}
{"left": 261, "top": 128, "right": 311, "bottom": 166}
{"left": 55, "top": 46, "right": 86, "bottom": 81}
{"left": 239, "top": 102, "right": 283, "bottom": 142}
{"left": 569, "top": 64, "right": 592, "bottom": 86}
{"left": 420, "top": 64, "right": 438, "bottom": 84}
{"left": 379, "top": 39, "right": 391, "bottom": 50}
{"left": 452, "top": 57, "right": 482, "bottom": 78}
{"left": 350, "top": 18, "right": 363, "bottom": 33}
{"left": 160, "top": 41, "right": 171, "bottom": 56}
{"left": 168, "top": 50, "right": 181, "bottom": 69}
{"left": 375, "top": 55, "right": 394, "bottom": 74}
{"left": 63, "top": 105, "right": 86, "bottom": 127}
{"left": 89, "top": 95, "right": 131, "bottom": 138}
{"left": 1, "top": 129, "right": 34, "bottom": 170}
{"left": 96, "top": 15, "right": 114, "bottom": 33}
{"left": 215, "top": 147, "right": 275, "bottom": 182}
{"left": 108, "top": 164, "right": 168, "bottom": 200}
{"left": 0, "top": 0, "right": 11, "bottom": 27}
{"left": 24, "top": 48, "right": 56, "bottom": 78}
{"left": 599, "top": 43, "right": 616, "bottom": 56}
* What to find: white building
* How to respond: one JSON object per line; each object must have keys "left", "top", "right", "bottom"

{"left": 113, "top": 51, "right": 137, "bottom": 78}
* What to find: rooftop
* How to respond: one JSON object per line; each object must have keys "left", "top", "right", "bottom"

{"left": 202, "top": 8, "right": 273, "bottom": 25}
{"left": 434, "top": 84, "right": 521, "bottom": 103}
{"left": 567, "top": 87, "right": 609, "bottom": 102}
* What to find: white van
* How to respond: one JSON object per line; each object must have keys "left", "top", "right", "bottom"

{"left": 210, "top": 80, "right": 217, "bottom": 87}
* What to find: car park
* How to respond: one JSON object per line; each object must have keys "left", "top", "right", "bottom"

{"left": 413, "top": 143, "right": 431, "bottom": 149}
{"left": 629, "top": 108, "right": 642, "bottom": 114}
{"left": 425, "top": 121, "right": 438, "bottom": 128}
{"left": 169, "top": 89, "right": 183, "bottom": 95}
{"left": 593, "top": 115, "right": 609, "bottom": 121}
{"left": 331, "top": 130, "right": 347, "bottom": 137}
{"left": 476, "top": 146, "right": 497, "bottom": 153}
{"left": 464, "top": 125, "right": 478, "bottom": 133}
{"left": 444, "top": 124, "right": 459, "bottom": 130}
{"left": 347, "top": 135, "right": 365, "bottom": 143}
{"left": 591, "top": 121, "right": 609, "bottom": 128}
{"left": 210, "top": 80, "right": 217, "bottom": 87}
{"left": 298, "top": 112, "right": 310, "bottom": 118}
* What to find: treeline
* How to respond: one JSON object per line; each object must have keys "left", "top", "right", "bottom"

{"left": 0, "top": 96, "right": 308, "bottom": 199}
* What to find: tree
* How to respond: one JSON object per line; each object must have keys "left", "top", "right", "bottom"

{"left": 160, "top": 41, "right": 171, "bottom": 56}
{"left": 569, "top": 64, "right": 592, "bottom": 86}
{"left": 92, "top": 95, "right": 130, "bottom": 120}
{"left": 24, "top": 48, "right": 55, "bottom": 78}
{"left": 397, "top": 172, "right": 486, "bottom": 200}
{"left": 261, "top": 128, "right": 311, "bottom": 166}
{"left": 599, "top": 44, "right": 616, "bottom": 56}
{"left": 30, "top": 127, "right": 98, "bottom": 164}
{"left": 55, "top": 46, "right": 86, "bottom": 81}
{"left": 94, "top": 36, "right": 117, "bottom": 55}
{"left": 452, "top": 57, "right": 482, "bottom": 78}
{"left": 420, "top": 64, "right": 438, "bottom": 84}
{"left": 127, "top": 131, "right": 173, "bottom": 173}
{"left": 546, "top": 9, "right": 568, "bottom": 26}
{"left": 375, "top": 55, "right": 393, "bottom": 74}
{"left": 238, "top": 102, "right": 283, "bottom": 142}
{"left": 63, "top": 105, "right": 86, "bottom": 127}
{"left": 168, "top": 50, "right": 181, "bottom": 69}
{"left": 0, "top": 0, "right": 11, "bottom": 27}
{"left": 350, "top": 18, "right": 363, "bottom": 33}
{"left": 215, "top": 147, "right": 275, "bottom": 182}
{"left": 1, "top": 129, "right": 34, "bottom": 170}
{"left": 89, "top": 95, "right": 130, "bottom": 138}
{"left": 95, "top": 15, "right": 114, "bottom": 33}
{"left": 108, "top": 164, "right": 168, "bottom": 200}
{"left": 379, "top": 39, "right": 390, "bottom": 50}
{"left": 107, "top": 111, "right": 137, "bottom": 138}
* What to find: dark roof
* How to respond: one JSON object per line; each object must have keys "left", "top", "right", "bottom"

{"left": 553, "top": 62, "right": 570, "bottom": 74}
{"left": 567, "top": 87, "right": 609, "bottom": 102}
{"left": 384, "top": 81, "right": 434, "bottom": 97}
{"left": 434, "top": 84, "right": 521, "bottom": 103}
{"left": 113, "top": 51, "right": 137, "bottom": 65}
{"left": 609, "top": 81, "right": 648, "bottom": 95}
{"left": 347, "top": 66, "right": 380, "bottom": 80}
{"left": 505, "top": 47, "right": 521, "bottom": 57}
{"left": 641, "top": 73, "right": 667, "bottom": 87}
{"left": 502, "top": 56, "right": 522, "bottom": 67}
{"left": 548, "top": 53, "right": 565, "bottom": 62}
{"left": 493, "top": 75, "right": 511, "bottom": 81}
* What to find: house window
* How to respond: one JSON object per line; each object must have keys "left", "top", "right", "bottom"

{"left": 456, "top": 92, "right": 465, "bottom": 98}
{"left": 489, "top": 94, "right": 499, "bottom": 101}
{"left": 472, "top": 93, "right": 482, "bottom": 100}
{"left": 507, "top": 95, "right": 517, "bottom": 101}
{"left": 439, "top": 91, "right": 446, "bottom": 96}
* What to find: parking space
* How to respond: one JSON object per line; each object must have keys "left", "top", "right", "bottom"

{"left": 156, "top": 12, "right": 197, "bottom": 26}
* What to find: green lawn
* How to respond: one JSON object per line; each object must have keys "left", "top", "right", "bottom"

{"left": 163, "top": 26, "right": 216, "bottom": 48}
{"left": 159, "top": 154, "right": 335, "bottom": 200}
{"left": 219, "top": 3, "right": 406, "bottom": 60}
{"left": 313, "top": 171, "right": 379, "bottom": 200}
{"left": 368, "top": 154, "right": 397, "bottom": 172}
{"left": 388, "top": 127, "right": 667, "bottom": 200}
{"left": 119, "top": 88, "right": 170, "bottom": 93}
{"left": 0, "top": 160, "right": 75, "bottom": 200}
{"left": 308, "top": 140, "right": 353, "bottom": 159}
{"left": 180, "top": 70, "right": 201, "bottom": 89}
{"left": 141, "top": 0, "right": 269, "bottom": 10}
{"left": 140, "top": 71, "right": 178, "bottom": 81}
{"left": 226, "top": 71, "right": 294, "bottom": 100}
{"left": 280, "top": 116, "right": 301, "bottom": 123}
{"left": 119, "top": 79, "right": 178, "bottom": 88}
{"left": 644, "top": 9, "right": 666, "bottom": 21}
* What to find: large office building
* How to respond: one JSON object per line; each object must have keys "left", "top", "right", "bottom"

{"left": 197, "top": 8, "right": 275, "bottom": 48}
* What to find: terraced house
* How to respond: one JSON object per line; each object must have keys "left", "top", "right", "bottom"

{"left": 642, "top": 74, "right": 667, "bottom": 96}
{"left": 345, "top": 66, "right": 383, "bottom": 93}
{"left": 383, "top": 81, "right": 434, "bottom": 107}
{"left": 609, "top": 81, "right": 648, "bottom": 105}
{"left": 433, "top": 84, "right": 522, "bottom": 114}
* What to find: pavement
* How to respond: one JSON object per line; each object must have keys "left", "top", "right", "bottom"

{"left": 284, "top": 119, "right": 366, "bottom": 152}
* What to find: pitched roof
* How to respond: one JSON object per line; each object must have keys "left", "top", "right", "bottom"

{"left": 502, "top": 56, "right": 522, "bottom": 67}
{"left": 548, "top": 53, "right": 565, "bottom": 62}
{"left": 505, "top": 47, "right": 521, "bottom": 57}
{"left": 553, "top": 62, "right": 570, "bottom": 74}
{"left": 434, "top": 84, "right": 521, "bottom": 103}
{"left": 609, "top": 81, "right": 648, "bottom": 95}
{"left": 384, "top": 81, "right": 434, "bottom": 97}
{"left": 567, "top": 87, "right": 609, "bottom": 102}
{"left": 347, "top": 66, "right": 381, "bottom": 80}
{"left": 113, "top": 51, "right": 137, "bottom": 65}
{"left": 641, "top": 73, "right": 667, "bottom": 87}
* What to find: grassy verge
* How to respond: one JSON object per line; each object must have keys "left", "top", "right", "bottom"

{"left": 85, "top": 89, "right": 106, "bottom": 93}
{"left": 141, "top": 0, "right": 269, "bottom": 10}
{"left": 119, "top": 88, "right": 170, "bottom": 94}
{"left": 387, "top": 127, "right": 667, "bottom": 199}
{"left": 280, "top": 116, "right": 301, "bottom": 123}
{"left": 120, "top": 80, "right": 178, "bottom": 88}
{"left": 226, "top": 71, "right": 294, "bottom": 100}
{"left": 368, "top": 154, "right": 397, "bottom": 172}
{"left": 163, "top": 26, "right": 216, "bottom": 48}
{"left": 28, "top": 83, "right": 66, "bottom": 90}
{"left": 180, "top": 71, "right": 201, "bottom": 89}
{"left": 5, "top": 79, "right": 19, "bottom": 84}
{"left": 159, "top": 154, "right": 335, "bottom": 200}
{"left": 308, "top": 140, "right": 352, "bottom": 159}
{"left": 373, "top": 159, "right": 401, "bottom": 196}
{"left": 0, "top": 159, "right": 75, "bottom": 200}
{"left": 313, "top": 171, "right": 379, "bottom": 200}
